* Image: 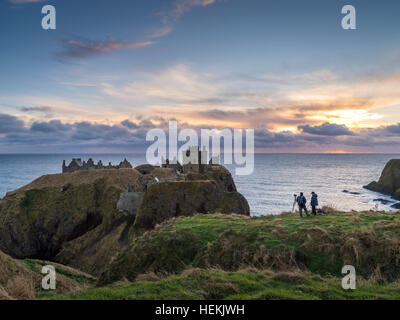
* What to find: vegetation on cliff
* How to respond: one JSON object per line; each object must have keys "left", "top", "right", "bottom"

{"left": 34, "top": 209, "right": 400, "bottom": 300}
{"left": 2, "top": 209, "right": 400, "bottom": 300}
{"left": 46, "top": 268, "right": 400, "bottom": 300}
{"left": 365, "top": 159, "right": 400, "bottom": 200}
{"left": 0, "top": 169, "right": 144, "bottom": 276}
{"left": 0, "top": 166, "right": 249, "bottom": 277}
{"left": 134, "top": 180, "right": 249, "bottom": 230}
{"left": 0, "top": 250, "right": 94, "bottom": 300}
{"left": 99, "top": 210, "right": 400, "bottom": 287}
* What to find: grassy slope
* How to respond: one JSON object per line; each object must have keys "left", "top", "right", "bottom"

{"left": 46, "top": 269, "right": 400, "bottom": 300}
{"left": 22, "top": 259, "right": 96, "bottom": 285}
{"left": 99, "top": 210, "right": 400, "bottom": 286}
{"left": 43, "top": 210, "right": 400, "bottom": 300}
{"left": 19, "top": 259, "right": 97, "bottom": 299}
{"left": 0, "top": 251, "right": 97, "bottom": 300}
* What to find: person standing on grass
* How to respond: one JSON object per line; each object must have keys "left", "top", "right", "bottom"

{"left": 311, "top": 192, "right": 318, "bottom": 215}
{"left": 296, "top": 192, "right": 309, "bottom": 217}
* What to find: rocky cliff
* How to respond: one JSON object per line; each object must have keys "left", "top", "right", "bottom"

{"left": 364, "top": 159, "right": 400, "bottom": 200}
{"left": 134, "top": 166, "right": 249, "bottom": 231}
{"left": 0, "top": 169, "right": 147, "bottom": 276}
{"left": 0, "top": 165, "right": 249, "bottom": 276}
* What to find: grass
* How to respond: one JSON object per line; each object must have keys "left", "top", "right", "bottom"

{"left": 22, "top": 259, "right": 96, "bottom": 285}
{"left": 15, "top": 209, "right": 400, "bottom": 300}
{"left": 99, "top": 210, "right": 400, "bottom": 285}
{"left": 44, "top": 269, "right": 400, "bottom": 300}
{"left": 19, "top": 189, "right": 43, "bottom": 210}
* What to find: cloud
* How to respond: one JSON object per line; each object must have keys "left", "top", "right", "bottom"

{"left": 149, "top": 0, "right": 222, "bottom": 39}
{"left": 54, "top": 36, "right": 153, "bottom": 60}
{"left": 185, "top": 102, "right": 370, "bottom": 131}
{"left": 87, "top": 63, "right": 400, "bottom": 133}
{"left": 10, "top": 64, "right": 400, "bottom": 137}
{"left": 0, "top": 114, "right": 25, "bottom": 134}
{"left": 298, "top": 122, "right": 355, "bottom": 136}
{"left": 159, "top": 0, "right": 217, "bottom": 24}
{"left": 121, "top": 120, "right": 139, "bottom": 130}
{"left": 288, "top": 74, "right": 400, "bottom": 112}
{"left": 102, "top": 64, "right": 219, "bottom": 103}
{"left": 19, "top": 106, "right": 52, "bottom": 114}
{"left": 31, "top": 120, "right": 71, "bottom": 133}
{"left": 0, "top": 116, "right": 151, "bottom": 152}
{"left": 2, "top": 114, "right": 400, "bottom": 153}
{"left": 386, "top": 123, "right": 400, "bottom": 134}
{"left": 5, "top": 64, "right": 400, "bottom": 152}
{"left": 147, "top": 26, "right": 174, "bottom": 39}
{"left": 71, "top": 122, "right": 132, "bottom": 141}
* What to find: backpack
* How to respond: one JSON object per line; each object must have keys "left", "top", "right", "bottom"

{"left": 297, "top": 196, "right": 306, "bottom": 205}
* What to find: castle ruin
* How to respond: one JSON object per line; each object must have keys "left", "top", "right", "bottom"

{"left": 161, "top": 146, "right": 220, "bottom": 174}
{"left": 62, "top": 158, "right": 132, "bottom": 173}
{"left": 62, "top": 146, "right": 219, "bottom": 174}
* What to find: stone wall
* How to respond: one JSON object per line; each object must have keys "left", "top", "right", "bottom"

{"left": 62, "top": 158, "right": 132, "bottom": 173}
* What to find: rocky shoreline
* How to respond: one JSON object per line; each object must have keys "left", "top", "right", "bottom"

{"left": 364, "top": 159, "right": 400, "bottom": 208}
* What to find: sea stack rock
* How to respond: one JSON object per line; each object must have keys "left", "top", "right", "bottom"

{"left": 364, "top": 159, "right": 400, "bottom": 200}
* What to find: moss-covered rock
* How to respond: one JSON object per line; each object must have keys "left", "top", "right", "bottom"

{"left": 98, "top": 228, "right": 202, "bottom": 286}
{"left": 364, "top": 159, "right": 400, "bottom": 199}
{"left": 185, "top": 165, "right": 237, "bottom": 192}
{"left": 134, "top": 166, "right": 249, "bottom": 231}
{"left": 0, "top": 169, "right": 144, "bottom": 275}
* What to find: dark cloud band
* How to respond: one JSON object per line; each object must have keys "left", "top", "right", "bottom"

{"left": 1, "top": 113, "right": 400, "bottom": 153}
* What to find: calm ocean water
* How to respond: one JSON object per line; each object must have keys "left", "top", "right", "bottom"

{"left": 0, "top": 154, "right": 399, "bottom": 216}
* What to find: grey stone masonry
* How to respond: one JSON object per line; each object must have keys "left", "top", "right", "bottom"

{"left": 62, "top": 158, "right": 132, "bottom": 173}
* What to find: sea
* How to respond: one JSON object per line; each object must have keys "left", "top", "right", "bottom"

{"left": 0, "top": 154, "right": 399, "bottom": 216}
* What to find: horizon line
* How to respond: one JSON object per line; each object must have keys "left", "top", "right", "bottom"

{"left": 0, "top": 152, "right": 400, "bottom": 155}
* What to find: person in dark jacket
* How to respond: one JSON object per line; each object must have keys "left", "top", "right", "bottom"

{"left": 311, "top": 191, "right": 318, "bottom": 215}
{"left": 296, "top": 192, "right": 309, "bottom": 217}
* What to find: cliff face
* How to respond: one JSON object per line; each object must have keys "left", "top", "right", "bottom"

{"left": 364, "top": 159, "right": 400, "bottom": 200}
{"left": 135, "top": 181, "right": 249, "bottom": 230}
{"left": 135, "top": 166, "right": 249, "bottom": 231}
{"left": 0, "top": 169, "right": 145, "bottom": 276}
{"left": 0, "top": 165, "right": 249, "bottom": 276}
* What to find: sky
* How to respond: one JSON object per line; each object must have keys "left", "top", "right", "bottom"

{"left": 0, "top": 0, "right": 400, "bottom": 153}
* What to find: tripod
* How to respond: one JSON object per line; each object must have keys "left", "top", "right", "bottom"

{"left": 292, "top": 194, "right": 297, "bottom": 213}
